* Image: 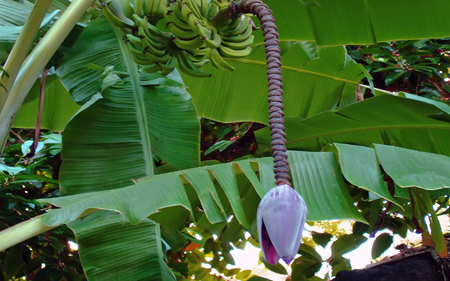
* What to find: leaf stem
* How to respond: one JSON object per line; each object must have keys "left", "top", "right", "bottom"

{"left": 0, "top": 216, "right": 56, "bottom": 252}
{"left": 0, "top": 0, "right": 52, "bottom": 111}
{"left": 0, "top": 0, "right": 95, "bottom": 153}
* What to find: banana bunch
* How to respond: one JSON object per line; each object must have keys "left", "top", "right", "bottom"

{"left": 127, "top": 14, "right": 211, "bottom": 77}
{"left": 125, "top": 15, "right": 172, "bottom": 74}
{"left": 130, "top": 0, "right": 166, "bottom": 24}
{"left": 214, "top": 15, "right": 254, "bottom": 71}
{"left": 164, "top": 0, "right": 254, "bottom": 71}
{"left": 103, "top": 0, "right": 255, "bottom": 77}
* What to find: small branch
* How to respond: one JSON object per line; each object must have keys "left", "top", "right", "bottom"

{"left": 29, "top": 68, "right": 49, "bottom": 157}
{"left": 9, "top": 129, "right": 24, "bottom": 143}
{"left": 0, "top": 216, "right": 57, "bottom": 252}
{"left": 0, "top": 0, "right": 96, "bottom": 154}
{"left": 0, "top": 0, "right": 53, "bottom": 111}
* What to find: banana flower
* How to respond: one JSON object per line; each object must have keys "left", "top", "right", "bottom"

{"left": 257, "top": 184, "right": 307, "bottom": 265}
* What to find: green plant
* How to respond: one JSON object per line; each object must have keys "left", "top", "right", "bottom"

{"left": 347, "top": 39, "right": 450, "bottom": 101}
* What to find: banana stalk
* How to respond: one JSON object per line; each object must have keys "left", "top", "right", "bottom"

{"left": 413, "top": 188, "right": 448, "bottom": 258}
{"left": 0, "top": 0, "right": 96, "bottom": 153}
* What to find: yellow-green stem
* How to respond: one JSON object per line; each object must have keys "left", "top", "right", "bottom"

{"left": 0, "top": 0, "right": 95, "bottom": 153}
{"left": 0, "top": 208, "right": 99, "bottom": 252}
{"left": 0, "top": 0, "right": 52, "bottom": 111}
{"left": 417, "top": 188, "right": 448, "bottom": 257}
{"left": 0, "top": 216, "right": 57, "bottom": 252}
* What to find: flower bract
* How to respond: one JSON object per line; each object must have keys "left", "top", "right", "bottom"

{"left": 257, "top": 184, "right": 307, "bottom": 265}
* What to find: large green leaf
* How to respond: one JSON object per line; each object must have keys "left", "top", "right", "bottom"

{"left": 57, "top": 18, "right": 201, "bottom": 196}
{"left": 183, "top": 43, "right": 364, "bottom": 123}
{"left": 375, "top": 144, "right": 450, "bottom": 190}
{"left": 13, "top": 78, "right": 80, "bottom": 131}
{"left": 52, "top": 17, "right": 200, "bottom": 281}
{"left": 69, "top": 211, "right": 175, "bottom": 281}
{"left": 335, "top": 143, "right": 398, "bottom": 205}
{"left": 39, "top": 152, "right": 365, "bottom": 229}
{"left": 288, "top": 151, "right": 365, "bottom": 222}
{"left": 261, "top": 0, "right": 450, "bottom": 46}
{"left": 255, "top": 95, "right": 450, "bottom": 156}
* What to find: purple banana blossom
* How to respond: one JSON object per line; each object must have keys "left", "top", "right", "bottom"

{"left": 257, "top": 184, "right": 307, "bottom": 265}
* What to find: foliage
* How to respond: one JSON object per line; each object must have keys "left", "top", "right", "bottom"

{"left": 347, "top": 39, "right": 450, "bottom": 101}
{"left": 0, "top": 130, "right": 84, "bottom": 281}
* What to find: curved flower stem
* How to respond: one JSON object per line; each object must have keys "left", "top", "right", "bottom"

{"left": 231, "top": 0, "right": 290, "bottom": 186}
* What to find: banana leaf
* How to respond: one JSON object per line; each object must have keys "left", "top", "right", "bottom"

{"left": 260, "top": 0, "right": 450, "bottom": 46}
{"left": 255, "top": 94, "right": 450, "bottom": 156}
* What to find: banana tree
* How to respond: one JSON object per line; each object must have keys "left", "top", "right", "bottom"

{"left": 1, "top": 0, "right": 450, "bottom": 280}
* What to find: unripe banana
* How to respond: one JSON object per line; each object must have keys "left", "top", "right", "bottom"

{"left": 141, "top": 63, "right": 162, "bottom": 73}
{"left": 173, "top": 36, "right": 205, "bottom": 50}
{"left": 222, "top": 16, "right": 250, "bottom": 36}
{"left": 218, "top": 45, "right": 252, "bottom": 58}
{"left": 209, "top": 48, "right": 234, "bottom": 71}
{"left": 133, "top": 0, "right": 145, "bottom": 17}
{"left": 141, "top": 37, "right": 170, "bottom": 63}
{"left": 159, "top": 56, "right": 178, "bottom": 75}
{"left": 177, "top": 51, "right": 211, "bottom": 77}
{"left": 102, "top": 2, "right": 134, "bottom": 29}
{"left": 138, "top": 27, "right": 167, "bottom": 56}
{"left": 144, "top": 0, "right": 154, "bottom": 15}
{"left": 167, "top": 21, "right": 199, "bottom": 39}
{"left": 221, "top": 35, "right": 254, "bottom": 50}
{"left": 185, "top": 0, "right": 202, "bottom": 19}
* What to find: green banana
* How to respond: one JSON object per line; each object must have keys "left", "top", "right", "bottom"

{"left": 177, "top": 51, "right": 211, "bottom": 77}
{"left": 192, "top": 58, "right": 209, "bottom": 68}
{"left": 102, "top": 2, "right": 135, "bottom": 28}
{"left": 221, "top": 35, "right": 254, "bottom": 49}
{"left": 221, "top": 15, "right": 242, "bottom": 32}
{"left": 144, "top": 0, "right": 154, "bottom": 15}
{"left": 173, "top": 36, "right": 205, "bottom": 50}
{"left": 222, "top": 16, "right": 249, "bottom": 36}
{"left": 189, "top": 47, "right": 210, "bottom": 56}
{"left": 166, "top": 12, "right": 191, "bottom": 32}
{"left": 131, "top": 54, "right": 154, "bottom": 65}
{"left": 173, "top": 2, "right": 192, "bottom": 23}
{"left": 167, "top": 21, "right": 199, "bottom": 39}
{"left": 132, "top": 14, "right": 165, "bottom": 37}
{"left": 185, "top": 0, "right": 202, "bottom": 19}
{"left": 218, "top": 45, "right": 252, "bottom": 58}
{"left": 206, "top": 1, "right": 219, "bottom": 19}
{"left": 126, "top": 34, "right": 144, "bottom": 47}
{"left": 121, "top": 0, "right": 134, "bottom": 18}
{"left": 141, "top": 63, "right": 162, "bottom": 73}
{"left": 189, "top": 16, "right": 221, "bottom": 48}
{"left": 201, "top": 28, "right": 221, "bottom": 48}
{"left": 141, "top": 37, "right": 170, "bottom": 63}
{"left": 134, "top": 0, "right": 145, "bottom": 17}
{"left": 222, "top": 24, "right": 252, "bottom": 42}
{"left": 159, "top": 56, "right": 178, "bottom": 75}
{"left": 209, "top": 48, "right": 234, "bottom": 71}
{"left": 200, "top": 0, "right": 209, "bottom": 17}
{"left": 138, "top": 27, "right": 166, "bottom": 56}
{"left": 126, "top": 39, "right": 146, "bottom": 56}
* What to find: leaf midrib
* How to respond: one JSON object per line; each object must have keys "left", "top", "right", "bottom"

{"left": 225, "top": 57, "right": 360, "bottom": 85}
{"left": 112, "top": 25, "right": 155, "bottom": 177}
{"left": 286, "top": 123, "right": 450, "bottom": 146}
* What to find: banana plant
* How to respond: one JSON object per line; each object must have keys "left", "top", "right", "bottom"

{"left": 2, "top": 0, "right": 450, "bottom": 280}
